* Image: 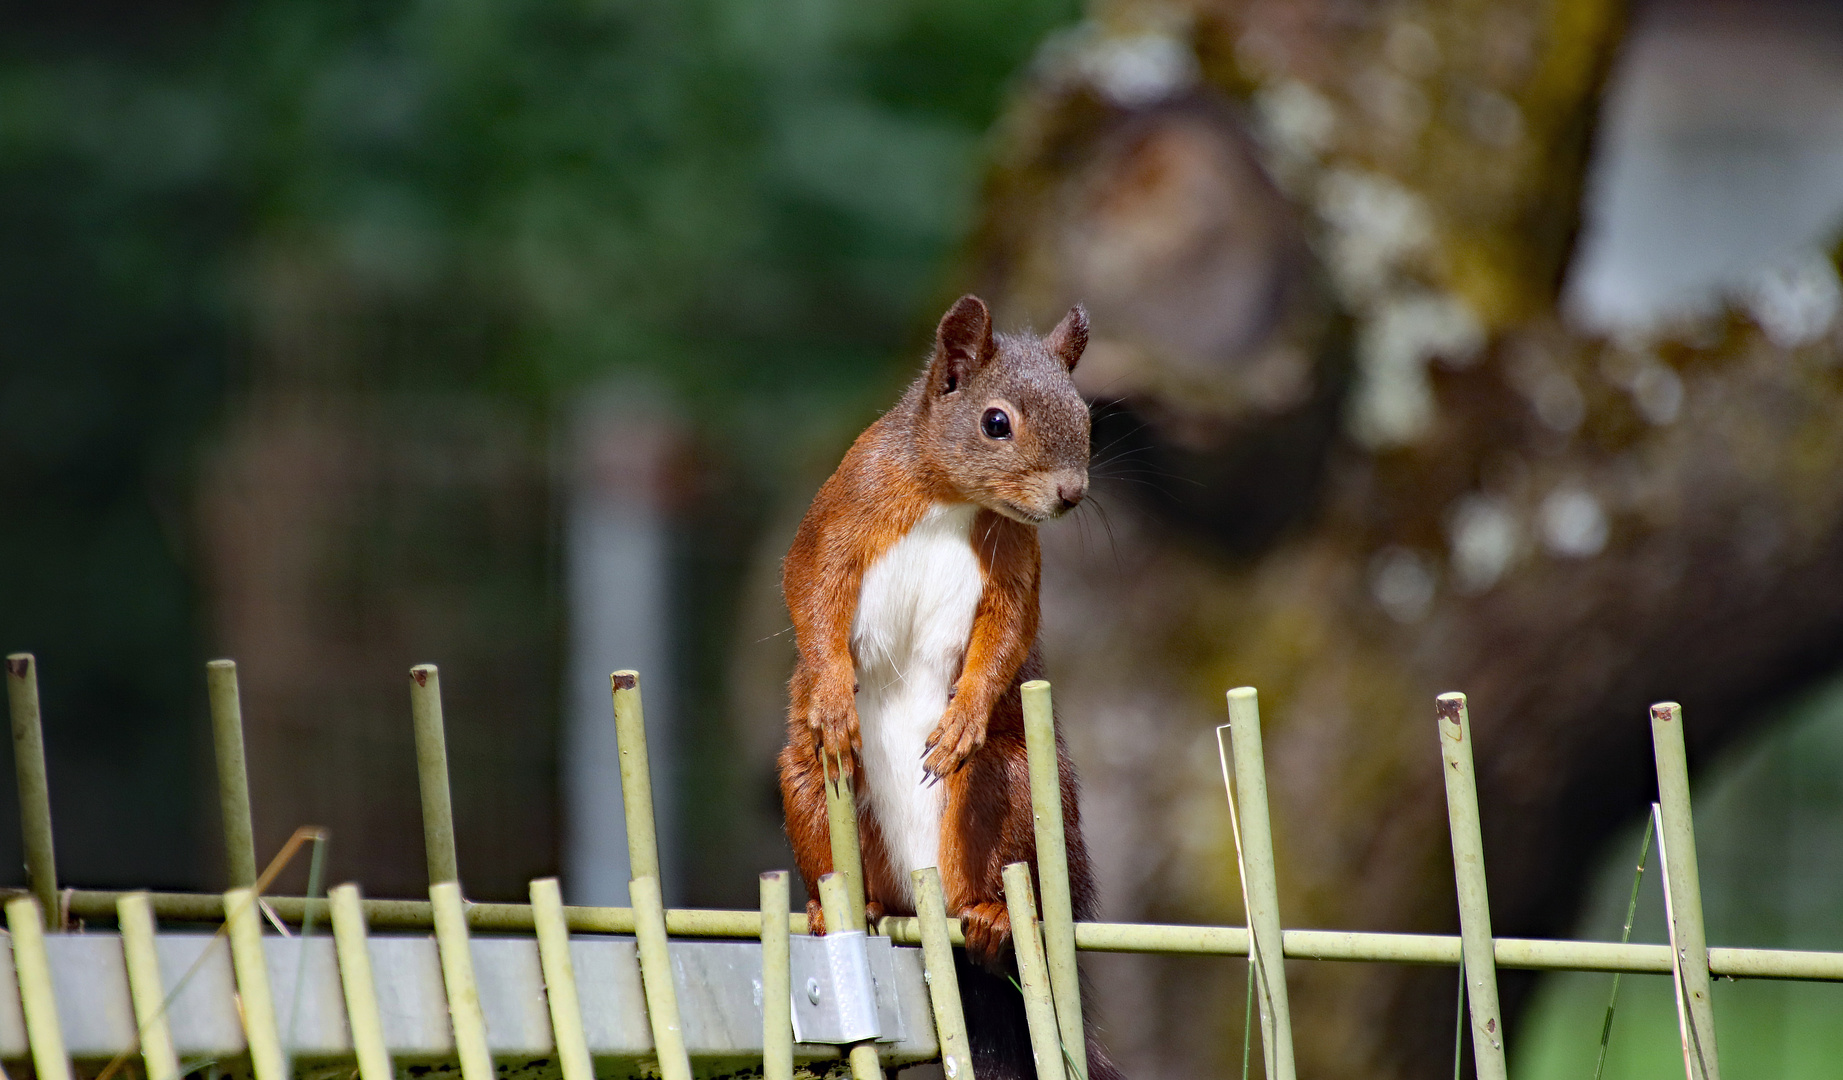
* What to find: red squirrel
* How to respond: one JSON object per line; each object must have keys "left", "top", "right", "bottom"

{"left": 778, "top": 295, "right": 1121, "bottom": 1080}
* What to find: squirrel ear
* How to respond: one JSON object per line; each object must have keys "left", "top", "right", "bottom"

{"left": 930, "top": 295, "right": 993, "bottom": 394}
{"left": 1044, "top": 304, "right": 1088, "bottom": 372}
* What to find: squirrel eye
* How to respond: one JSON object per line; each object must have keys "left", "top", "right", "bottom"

{"left": 981, "top": 408, "right": 1013, "bottom": 440}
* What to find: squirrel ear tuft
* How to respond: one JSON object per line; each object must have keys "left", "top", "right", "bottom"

{"left": 1045, "top": 304, "right": 1088, "bottom": 372}
{"left": 931, "top": 295, "right": 994, "bottom": 394}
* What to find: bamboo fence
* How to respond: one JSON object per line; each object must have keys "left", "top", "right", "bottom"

{"left": 3, "top": 650, "right": 1838, "bottom": 1079}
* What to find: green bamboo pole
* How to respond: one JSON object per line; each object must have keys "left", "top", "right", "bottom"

{"left": 61, "top": 888, "right": 811, "bottom": 936}
{"left": 430, "top": 880, "right": 494, "bottom": 1080}
{"left": 1002, "top": 862, "right": 1066, "bottom": 1080}
{"left": 822, "top": 755, "right": 867, "bottom": 932}
{"left": 206, "top": 660, "right": 258, "bottom": 890}
{"left": 6, "top": 654, "right": 59, "bottom": 927}
{"left": 1651, "top": 703, "right": 1721, "bottom": 1080}
{"left": 1226, "top": 688, "right": 1296, "bottom": 1080}
{"left": 1022, "top": 680, "right": 1084, "bottom": 1077}
{"left": 1435, "top": 693, "right": 1508, "bottom": 1080}
{"left": 631, "top": 873, "right": 692, "bottom": 1080}
{"left": 328, "top": 884, "right": 393, "bottom": 1080}
{"left": 44, "top": 885, "right": 1843, "bottom": 980}
{"left": 760, "top": 871, "right": 794, "bottom": 1080}
{"left": 612, "top": 670, "right": 663, "bottom": 892}
{"left": 531, "top": 877, "right": 593, "bottom": 1080}
{"left": 912, "top": 867, "right": 975, "bottom": 1080}
{"left": 223, "top": 887, "right": 287, "bottom": 1080}
{"left": 818, "top": 871, "right": 882, "bottom": 1080}
{"left": 7, "top": 896, "right": 70, "bottom": 1080}
{"left": 410, "top": 665, "right": 460, "bottom": 887}
{"left": 117, "top": 892, "right": 181, "bottom": 1080}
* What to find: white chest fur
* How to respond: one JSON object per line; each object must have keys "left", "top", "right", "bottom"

{"left": 851, "top": 502, "right": 983, "bottom": 906}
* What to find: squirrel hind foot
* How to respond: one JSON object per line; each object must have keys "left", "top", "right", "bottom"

{"left": 958, "top": 900, "right": 1012, "bottom": 967}
{"left": 806, "top": 897, "right": 886, "bottom": 934}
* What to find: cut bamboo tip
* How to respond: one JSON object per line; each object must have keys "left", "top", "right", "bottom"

{"left": 760, "top": 871, "right": 794, "bottom": 1080}
{"left": 430, "top": 880, "right": 494, "bottom": 1080}
{"left": 8, "top": 651, "right": 59, "bottom": 929}
{"left": 117, "top": 891, "right": 180, "bottom": 1080}
{"left": 611, "top": 670, "right": 663, "bottom": 892}
{"left": 531, "top": 877, "right": 593, "bottom": 1080}
{"left": 207, "top": 658, "right": 258, "bottom": 892}
{"left": 409, "top": 664, "right": 461, "bottom": 888}
{"left": 223, "top": 887, "right": 287, "bottom": 1080}
{"left": 911, "top": 867, "right": 974, "bottom": 1080}
{"left": 631, "top": 873, "right": 693, "bottom": 1080}
{"left": 328, "top": 883, "right": 392, "bottom": 1080}
{"left": 8, "top": 894, "right": 71, "bottom": 1080}
{"left": 1002, "top": 862, "right": 1066, "bottom": 1080}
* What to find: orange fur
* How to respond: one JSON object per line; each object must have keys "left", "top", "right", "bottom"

{"left": 776, "top": 296, "right": 1099, "bottom": 958}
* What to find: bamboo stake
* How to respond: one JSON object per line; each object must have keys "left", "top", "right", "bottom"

{"left": 818, "top": 871, "right": 882, "bottom": 1080}
{"left": 611, "top": 671, "right": 667, "bottom": 896}
{"left": 117, "top": 892, "right": 180, "bottom": 1080}
{"left": 912, "top": 867, "right": 975, "bottom": 1080}
{"left": 328, "top": 884, "right": 393, "bottom": 1080}
{"left": 1022, "top": 680, "right": 1084, "bottom": 1077}
{"left": 760, "top": 871, "right": 794, "bottom": 1080}
{"left": 431, "top": 880, "right": 494, "bottom": 1080}
{"left": 1651, "top": 703, "right": 1721, "bottom": 1080}
{"left": 631, "top": 873, "right": 692, "bottom": 1080}
{"left": 6, "top": 896, "right": 70, "bottom": 1080}
{"left": 223, "top": 887, "right": 287, "bottom": 1080}
{"left": 206, "top": 660, "right": 258, "bottom": 890}
{"left": 822, "top": 753, "right": 867, "bottom": 931}
{"left": 6, "top": 655, "right": 59, "bottom": 927}
{"left": 1225, "top": 688, "right": 1296, "bottom": 1080}
{"left": 1435, "top": 693, "right": 1508, "bottom": 1080}
{"left": 410, "top": 665, "right": 460, "bottom": 887}
{"left": 532, "top": 877, "right": 593, "bottom": 1080}
{"left": 1002, "top": 862, "right": 1066, "bottom": 1080}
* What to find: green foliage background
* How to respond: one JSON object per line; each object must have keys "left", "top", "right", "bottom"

{"left": 0, "top": 0, "right": 1079, "bottom": 887}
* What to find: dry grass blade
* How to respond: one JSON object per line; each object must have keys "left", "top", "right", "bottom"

{"left": 1591, "top": 816, "right": 1654, "bottom": 1080}
{"left": 1216, "top": 722, "right": 1283, "bottom": 1077}
{"left": 94, "top": 826, "right": 328, "bottom": 1080}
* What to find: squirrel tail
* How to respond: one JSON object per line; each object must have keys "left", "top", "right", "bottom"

{"left": 953, "top": 953, "right": 1125, "bottom": 1080}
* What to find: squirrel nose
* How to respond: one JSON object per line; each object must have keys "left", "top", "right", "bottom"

{"left": 1057, "top": 482, "right": 1086, "bottom": 511}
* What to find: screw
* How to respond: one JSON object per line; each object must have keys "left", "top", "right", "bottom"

{"left": 807, "top": 977, "right": 822, "bottom": 1004}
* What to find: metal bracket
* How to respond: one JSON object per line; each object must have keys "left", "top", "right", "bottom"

{"left": 787, "top": 932, "right": 906, "bottom": 1045}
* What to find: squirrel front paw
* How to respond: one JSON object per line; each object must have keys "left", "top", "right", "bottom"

{"left": 959, "top": 901, "right": 1012, "bottom": 966}
{"left": 805, "top": 680, "right": 862, "bottom": 778}
{"left": 921, "top": 704, "right": 987, "bottom": 778}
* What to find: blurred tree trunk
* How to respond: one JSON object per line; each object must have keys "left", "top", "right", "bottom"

{"left": 197, "top": 248, "right": 562, "bottom": 901}
{"left": 955, "top": 0, "right": 1843, "bottom": 1076}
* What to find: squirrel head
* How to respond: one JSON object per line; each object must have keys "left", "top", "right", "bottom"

{"left": 914, "top": 295, "right": 1090, "bottom": 523}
